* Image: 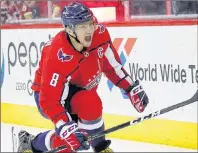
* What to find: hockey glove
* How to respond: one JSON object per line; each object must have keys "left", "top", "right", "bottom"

{"left": 126, "top": 80, "right": 149, "bottom": 113}
{"left": 55, "top": 121, "right": 90, "bottom": 151}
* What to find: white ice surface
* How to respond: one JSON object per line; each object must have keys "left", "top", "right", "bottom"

{"left": 1, "top": 123, "right": 196, "bottom": 152}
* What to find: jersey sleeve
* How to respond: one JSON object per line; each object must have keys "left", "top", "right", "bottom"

{"left": 103, "top": 29, "right": 133, "bottom": 91}
{"left": 39, "top": 45, "right": 71, "bottom": 125}
{"left": 31, "top": 45, "right": 48, "bottom": 92}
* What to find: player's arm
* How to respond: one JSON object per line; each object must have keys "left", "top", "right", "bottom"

{"left": 39, "top": 47, "right": 71, "bottom": 125}
{"left": 103, "top": 41, "right": 132, "bottom": 91}
{"left": 31, "top": 38, "right": 55, "bottom": 92}
{"left": 31, "top": 45, "right": 49, "bottom": 92}
{"left": 103, "top": 28, "right": 149, "bottom": 113}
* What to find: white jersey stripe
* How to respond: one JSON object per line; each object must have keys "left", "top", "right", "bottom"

{"left": 125, "top": 75, "right": 133, "bottom": 85}
{"left": 61, "top": 82, "right": 69, "bottom": 101}
{"left": 104, "top": 44, "right": 125, "bottom": 79}
{"left": 78, "top": 118, "right": 104, "bottom": 130}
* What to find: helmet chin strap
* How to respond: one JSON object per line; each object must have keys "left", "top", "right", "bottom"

{"left": 68, "top": 32, "right": 87, "bottom": 51}
{"left": 68, "top": 33, "right": 81, "bottom": 44}
{"left": 71, "top": 25, "right": 82, "bottom": 44}
{"left": 65, "top": 24, "right": 81, "bottom": 44}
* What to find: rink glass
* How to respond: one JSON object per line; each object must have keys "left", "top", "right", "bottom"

{"left": 1, "top": 0, "right": 197, "bottom": 25}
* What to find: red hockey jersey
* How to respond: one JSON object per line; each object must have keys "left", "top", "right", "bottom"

{"left": 31, "top": 25, "right": 133, "bottom": 124}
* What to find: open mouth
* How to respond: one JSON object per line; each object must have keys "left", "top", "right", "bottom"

{"left": 85, "top": 36, "right": 91, "bottom": 42}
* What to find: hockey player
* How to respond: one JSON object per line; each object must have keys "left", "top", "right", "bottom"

{"left": 14, "top": 2, "right": 149, "bottom": 153}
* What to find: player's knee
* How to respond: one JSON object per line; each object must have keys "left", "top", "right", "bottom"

{"left": 71, "top": 90, "right": 103, "bottom": 121}
{"left": 79, "top": 102, "right": 102, "bottom": 121}
{"left": 80, "top": 99, "right": 102, "bottom": 121}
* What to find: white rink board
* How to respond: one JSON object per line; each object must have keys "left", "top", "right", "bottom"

{"left": 1, "top": 25, "right": 197, "bottom": 123}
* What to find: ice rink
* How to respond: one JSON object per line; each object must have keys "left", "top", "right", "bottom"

{"left": 1, "top": 123, "right": 196, "bottom": 152}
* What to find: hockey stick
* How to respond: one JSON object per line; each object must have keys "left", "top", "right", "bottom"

{"left": 45, "top": 90, "right": 198, "bottom": 153}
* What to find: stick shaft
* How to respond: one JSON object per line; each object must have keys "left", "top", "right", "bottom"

{"left": 90, "top": 90, "right": 198, "bottom": 140}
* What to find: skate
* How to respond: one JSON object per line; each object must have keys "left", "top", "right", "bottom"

{"left": 100, "top": 147, "right": 113, "bottom": 152}
{"left": 12, "top": 126, "right": 35, "bottom": 152}
{"left": 94, "top": 140, "right": 114, "bottom": 153}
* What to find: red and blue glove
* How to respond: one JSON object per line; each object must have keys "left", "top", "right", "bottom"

{"left": 55, "top": 121, "right": 90, "bottom": 152}
{"left": 126, "top": 80, "right": 149, "bottom": 113}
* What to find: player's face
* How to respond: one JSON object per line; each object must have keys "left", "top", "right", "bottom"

{"left": 75, "top": 20, "right": 95, "bottom": 47}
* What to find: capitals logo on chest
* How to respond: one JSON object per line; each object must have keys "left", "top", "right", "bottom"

{"left": 57, "top": 48, "right": 73, "bottom": 62}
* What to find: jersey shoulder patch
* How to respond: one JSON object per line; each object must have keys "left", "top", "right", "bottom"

{"left": 93, "top": 24, "right": 111, "bottom": 46}
{"left": 97, "top": 24, "right": 106, "bottom": 34}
